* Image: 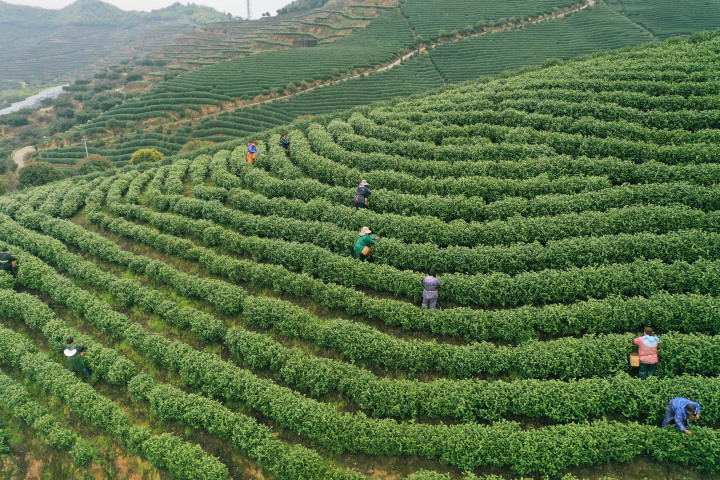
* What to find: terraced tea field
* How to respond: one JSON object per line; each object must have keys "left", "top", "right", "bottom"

{"left": 1, "top": 30, "right": 720, "bottom": 479}
{"left": 38, "top": 0, "right": 720, "bottom": 167}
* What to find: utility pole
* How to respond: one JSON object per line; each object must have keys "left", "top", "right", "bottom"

{"left": 82, "top": 137, "right": 89, "bottom": 157}
{"left": 247, "top": 0, "right": 251, "bottom": 20}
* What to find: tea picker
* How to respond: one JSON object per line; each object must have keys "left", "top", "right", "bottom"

{"left": 662, "top": 397, "right": 700, "bottom": 434}
{"left": 354, "top": 226, "right": 379, "bottom": 261}
{"left": 632, "top": 327, "right": 660, "bottom": 380}
{"left": 421, "top": 268, "right": 441, "bottom": 310}
{"left": 64, "top": 337, "right": 91, "bottom": 379}
{"left": 247, "top": 140, "right": 261, "bottom": 164}
{"left": 354, "top": 180, "right": 372, "bottom": 209}
{"left": 0, "top": 248, "right": 18, "bottom": 276}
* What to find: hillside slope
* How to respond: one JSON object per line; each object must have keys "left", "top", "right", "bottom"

{"left": 0, "top": 29, "right": 719, "bottom": 479}
{"left": 0, "top": 0, "right": 229, "bottom": 89}
{"left": 30, "top": 0, "right": 720, "bottom": 167}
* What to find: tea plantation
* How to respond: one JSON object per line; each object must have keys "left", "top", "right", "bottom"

{"left": 34, "top": 0, "right": 720, "bottom": 167}
{"left": 1, "top": 29, "right": 720, "bottom": 479}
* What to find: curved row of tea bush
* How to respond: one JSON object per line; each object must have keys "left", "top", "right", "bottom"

{"left": 0, "top": 200, "right": 244, "bottom": 316}
{"left": 320, "top": 118, "right": 720, "bottom": 185}
{"left": 92, "top": 201, "right": 720, "bottom": 312}
{"left": 0, "top": 364, "right": 96, "bottom": 464}
{"left": 0, "top": 285, "right": 136, "bottom": 384}
{"left": 10, "top": 194, "right": 720, "bottom": 350}
{"left": 109, "top": 200, "right": 720, "bottom": 308}
{"left": 16, "top": 203, "right": 719, "bottom": 427}
{"left": 226, "top": 323, "right": 720, "bottom": 422}
{"left": 16, "top": 256, "right": 720, "bottom": 476}
{"left": 0, "top": 323, "right": 229, "bottom": 480}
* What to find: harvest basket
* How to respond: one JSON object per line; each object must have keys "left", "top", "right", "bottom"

{"left": 629, "top": 353, "right": 640, "bottom": 367}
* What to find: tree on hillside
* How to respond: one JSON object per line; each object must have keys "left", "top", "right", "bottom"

{"left": 130, "top": 148, "right": 164, "bottom": 165}
{"left": 77, "top": 155, "right": 114, "bottom": 175}
{"left": 106, "top": 118, "right": 122, "bottom": 136}
{"left": 18, "top": 162, "right": 64, "bottom": 187}
{"left": 16, "top": 126, "right": 45, "bottom": 144}
{"left": 0, "top": 110, "right": 30, "bottom": 127}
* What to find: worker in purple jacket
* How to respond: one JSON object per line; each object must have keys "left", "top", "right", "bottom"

{"left": 661, "top": 397, "right": 701, "bottom": 434}
{"left": 421, "top": 268, "right": 441, "bottom": 310}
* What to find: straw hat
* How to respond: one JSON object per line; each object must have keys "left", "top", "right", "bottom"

{"left": 359, "top": 226, "right": 372, "bottom": 236}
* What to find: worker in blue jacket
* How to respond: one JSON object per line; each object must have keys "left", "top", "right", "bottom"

{"left": 661, "top": 397, "right": 701, "bottom": 434}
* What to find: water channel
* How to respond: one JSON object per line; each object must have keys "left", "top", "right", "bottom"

{"left": 0, "top": 85, "right": 69, "bottom": 116}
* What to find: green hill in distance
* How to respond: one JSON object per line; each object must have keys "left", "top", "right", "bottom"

{"left": 0, "top": 28, "right": 719, "bottom": 479}
{"left": 0, "top": 0, "right": 230, "bottom": 89}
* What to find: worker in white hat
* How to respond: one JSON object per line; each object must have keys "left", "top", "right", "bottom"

{"left": 354, "top": 180, "right": 372, "bottom": 209}
{"left": 353, "top": 226, "right": 379, "bottom": 261}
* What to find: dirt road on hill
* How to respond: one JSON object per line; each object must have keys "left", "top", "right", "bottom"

{"left": 12, "top": 146, "right": 34, "bottom": 168}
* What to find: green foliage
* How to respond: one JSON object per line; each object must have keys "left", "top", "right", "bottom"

{"left": 606, "top": 0, "right": 720, "bottom": 39}
{"left": 77, "top": 155, "right": 114, "bottom": 175}
{"left": 130, "top": 148, "right": 164, "bottom": 165}
{"left": 0, "top": 110, "right": 31, "bottom": 127}
{"left": 129, "top": 374, "right": 364, "bottom": 480}
{"left": 429, "top": 4, "right": 654, "bottom": 82}
{"left": 14, "top": 347, "right": 228, "bottom": 480}
{"left": 4, "top": 28, "right": 720, "bottom": 480}
{"left": 179, "top": 140, "right": 215, "bottom": 153}
{"left": 0, "top": 368, "right": 96, "bottom": 464}
{"left": 399, "top": 0, "right": 577, "bottom": 39}
{"left": 0, "top": 272, "right": 15, "bottom": 290}
{"left": 18, "top": 162, "right": 64, "bottom": 187}
{"left": 277, "top": 0, "right": 333, "bottom": 15}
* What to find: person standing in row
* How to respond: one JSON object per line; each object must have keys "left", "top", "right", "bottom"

{"left": 354, "top": 226, "right": 378, "bottom": 261}
{"left": 421, "top": 268, "right": 441, "bottom": 310}
{"left": 64, "top": 337, "right": 91, "bottom": 378}
{"left": 662, "top": 397, "right": 700, "bottom": 434}
{"left": 279, "top": 134, "right": 290, "bottom": 154}
{"left": 247, "top": 140, "right": 261, "bottom": 164}
{"left": 633, "top": 327, "right": 660, "bottom": 380}
{"left": 354, "top": 180, "right": 371, "bottom": 210}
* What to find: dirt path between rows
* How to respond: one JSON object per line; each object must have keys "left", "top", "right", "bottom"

{"left": 12, "top": 146, "right": 34, "bottom": 169}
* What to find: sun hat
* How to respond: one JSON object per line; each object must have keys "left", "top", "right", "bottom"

{"left": 359, "top": 226, "right": 372, "bottom": 236}
{"left": 359, "top": 180, "right": 369, "bottom": 186}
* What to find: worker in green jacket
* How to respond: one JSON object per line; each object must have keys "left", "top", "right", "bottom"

{"left": 64, "top": 337, "right": 91, "bottom": 378}
{"left": 354, "top": 226, "right": 379, "bottom": 261}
